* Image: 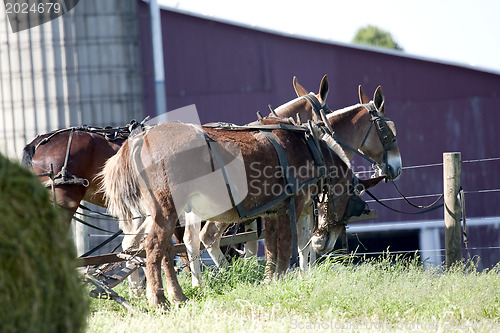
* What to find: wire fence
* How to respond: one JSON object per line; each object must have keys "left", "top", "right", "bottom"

{"left": 354, "top": 156, "right": 500, "bottom": 204}
{"left": 344, "top": 156, "right": 500, "bottom": 265}
{"left": 78, "top": 155, "right": 500, "bottom": 263}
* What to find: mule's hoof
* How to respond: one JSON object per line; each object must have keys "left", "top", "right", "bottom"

{"left": 155, "top": 302, "right": 171, "bottom": 313}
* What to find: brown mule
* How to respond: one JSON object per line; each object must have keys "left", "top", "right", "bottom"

{"left": 22, "top": 123, "right": 190, "bottom": 292}
{"left": 101, "top": 113, "right": 383, "bottom": 308}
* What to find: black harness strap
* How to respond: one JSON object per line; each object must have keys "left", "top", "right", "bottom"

{"left": 364, "top": 189, "right": 444, "bottom": 215}
{"left": 202, "top": 133, "right": 246, "bottom": 219}
{"left": 260, "top": 130, "right": 299, "bottom": 266}
{"left": 260, "top": 130, "right": 298, "bottom": 195}
{"left": 302, "top": 94, "right": 325, "bottom": 120}
{"left": 43, "top": 128, "right": 90, "bottom": 187}
{"left": 305, "top": 121, "right": 326, "bottom": 171}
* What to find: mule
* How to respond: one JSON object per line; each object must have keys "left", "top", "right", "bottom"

{"left": 195, "top": 79, "right": 402, "bottom": 279}
{"left": 184, "top": 75, "right": 333, "bottom": 287}
{"left": 21, "top": 122, "right": 188, "bottom": 293}
{"left": 310, "top": 85, "right": 402, "bottom": 254}
{"left": 102, "top": 113, "right": 387, "bottom": 307}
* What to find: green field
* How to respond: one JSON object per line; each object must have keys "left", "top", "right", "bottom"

{"left": 86, "top": 254, "right": 500, "bottom": 332}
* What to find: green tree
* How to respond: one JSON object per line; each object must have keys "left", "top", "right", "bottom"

{"left": 352, "top": 25, "right": 403, "bottom": 51}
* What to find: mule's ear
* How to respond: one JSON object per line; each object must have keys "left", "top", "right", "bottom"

{"left": 358, "top": 85, "right": 370, "bottom": 104}
{"left": 318, "top": 74, "right": 329, "bottom": 103}
{"left": 293, "top": 76, "right": 308, "bottom": 97}
{"left": 358, "top": 175, "right": 386, "bottom": 190}
{"left": 373, "top": 86, "right": 385, "bottom": 113}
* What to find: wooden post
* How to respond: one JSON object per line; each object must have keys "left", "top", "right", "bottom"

{"left": 443, "top": 152, "right": 462, "bottom": 268}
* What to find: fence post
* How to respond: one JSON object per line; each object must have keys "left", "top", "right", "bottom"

{"left": 443, "top": 152, "right": 462, "bottom": 268}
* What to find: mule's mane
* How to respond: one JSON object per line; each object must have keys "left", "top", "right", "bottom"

{"left": 274, "top": 95, "right": 307, "bottom": 113}
{"left": 329, "top": 103, "right": 363, "bottom": 118}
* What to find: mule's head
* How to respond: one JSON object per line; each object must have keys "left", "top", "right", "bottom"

{"left": 357, "top": 85, "right": 402, "bottom": 180}
{"left": 273, "top": 75, "right": 330, "bottom": 122}
{"left": 311, "top": 175, "right": 385, "bottom": 254}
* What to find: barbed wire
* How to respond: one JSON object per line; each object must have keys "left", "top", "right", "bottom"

{"left": 352, "top": 156, "right": 500, "bottom": 203}
{"left": 354, "top": 156, "right": 500, "bottom": 175}
{"left": 463, "top": 157, "right": 500, "bottom": 164}
{"left": 363, "top": 188, "right": 500, "bottom": 204}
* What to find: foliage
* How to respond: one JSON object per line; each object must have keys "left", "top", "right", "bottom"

{"left": 0, "top": 154, "right": 88, "bottom": 333}
{"left": 353, "top": 25, "right": 403, "bottom": 51}
{"left": 87, "top": 254, "right": 499, "bottom": 332}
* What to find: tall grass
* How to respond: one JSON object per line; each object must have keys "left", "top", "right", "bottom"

{"left": 86, "top": 255, "right": 500, "bottom": 332}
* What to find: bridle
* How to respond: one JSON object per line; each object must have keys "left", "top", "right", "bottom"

{"left": 320, "top": 101, "right": 398, "bottom": 176}
{"left": 300, "top": 97, "right": 398, "bottom": 235}
{"left": 359, "top": 102, "right": 398, "bottom": 168}
{"left": 302, "top": 93, "right": 331, "bottom": 121}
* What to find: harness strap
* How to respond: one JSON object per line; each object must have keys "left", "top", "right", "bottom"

{"left": 62, "top": 128, "right": 75, "bottom": 177}
{"left": 302, "top": 94, "right": 325, "bottom": 120}
{"left": 203, "top": 122, "right": 308, "bottom": 133}
{"left": 305, "top": 121, "right": 326, "bottom": 172}
{"left": 329, "top": 102, "right": 384, "bottom": 167}
{"left": 42, "top": 129, "right": 90, "bottom": 187}
{"left": 202, "top": 133, "right": 246, "bottom": 219}
{"left": 260, "top": 130, "right": 297, "bottom": 195}
{"left": 333, "top": 135, "right": 379, "bottom": 165}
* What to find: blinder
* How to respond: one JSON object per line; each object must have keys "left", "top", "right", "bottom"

{"left": 344, "top": 191, "right": 367, "bottom": 219}
{"left": 344, "top": 176, "right": 368, "bottom": 220}
{"left": 370, "top": 111, "right": 397, "bottom": 152}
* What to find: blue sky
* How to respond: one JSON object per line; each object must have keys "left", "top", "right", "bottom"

{"left": 159, "top": 0, "right": 500, "bottom": 73}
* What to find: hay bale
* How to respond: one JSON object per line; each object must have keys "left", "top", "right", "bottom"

{"left": 0, "top": 154, "right": 88, "bottom": 333}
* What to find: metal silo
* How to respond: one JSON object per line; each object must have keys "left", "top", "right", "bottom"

{"left": 0, "top": 0, "right": 143, "bottom": 159}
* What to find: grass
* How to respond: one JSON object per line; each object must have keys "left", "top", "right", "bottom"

{"left": 85, "top": 254, "right": 500, "bottom": 332}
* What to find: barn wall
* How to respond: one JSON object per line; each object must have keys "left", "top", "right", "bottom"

{"left": 139, "top": 7, "right": 500, "bottom": 225}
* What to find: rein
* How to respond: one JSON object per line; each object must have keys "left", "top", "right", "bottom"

{"left": 364, "top": 189, "right": 443, "bottom": 215}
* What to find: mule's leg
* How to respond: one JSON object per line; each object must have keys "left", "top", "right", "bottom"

{"left": 120, "top": 215, "right": 150, "bottom": 296}
{"left": 263, "top": 216, "right": 278, "bottom": 282}
{"left": 183, "top": 212, "right": 202, "bottom": 287}
{"left": 308, "top": 232, "right": 317, "bottom": 269}
{"left": 244, "top": 219, "right": 258, "bottom": 257}
{"left": 276, "top": 212, "right": 293, "bottom": 275}
{"left": 200, "top": 221, "right": 228, "bottom": 268}
{"left": 162, "top": 235, "right": 188, "bottom": 304}
{"left": 145, "top": 216, "right": 170, "bottom": 307}
{"left": 297, "top": 203, "right": 315, "bottom": 271}
{"left": 276, "top": 198, "right": 306, "bottom": 275}
{"left": 297, "top": 213, "right": 311, "bottom": 272}
{"left": 173, "top": 223, "right": 191, "bottom": 273}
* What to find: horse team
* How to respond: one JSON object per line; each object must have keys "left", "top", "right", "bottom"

{"left": 23, "top": 75, "right": 402, "bottom": 309}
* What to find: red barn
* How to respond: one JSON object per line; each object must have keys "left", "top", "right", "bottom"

{"left": 138, "top": 4, "right": 500, "bottom": 268}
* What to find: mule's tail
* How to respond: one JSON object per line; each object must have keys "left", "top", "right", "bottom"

{"left": 100, "top": 140, "right": 143, "bottom": 221}
{"left": 21, "top": 144, "right": 35, "bottom": 168}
